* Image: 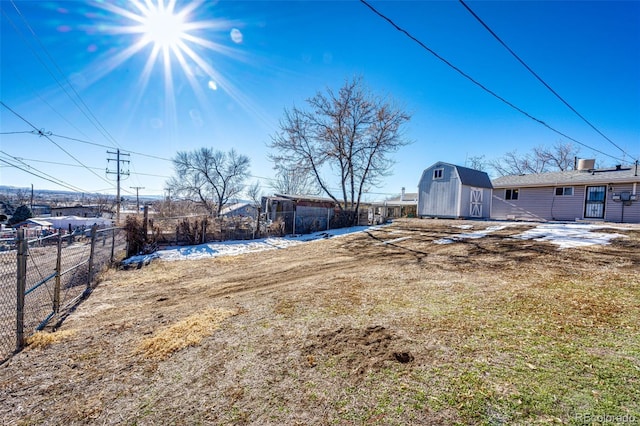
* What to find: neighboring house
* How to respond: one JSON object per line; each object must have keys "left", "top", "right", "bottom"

{"left": 31, "top": 204, "right": 51, "bottom": 216}
{"left": 46, "top": 215, "right": 113, "bottom": 230}
{"left": 492, "top": 160, "right": 640, "bottom": 223}
{"left": 418, "top": 162, "right": 493, "bottom": 219}
{"left": 220, "top": 202, "right": 258, "bottom": 218}
{"left": 369, "top": 188, "right": 418, "bottom": 224}
{"left": 51, "top": 205, "right": 102, "bottom": 217}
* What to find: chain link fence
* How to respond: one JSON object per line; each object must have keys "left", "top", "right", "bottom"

{"left": 0, "top": 226, "right": 126, "bottom": 363}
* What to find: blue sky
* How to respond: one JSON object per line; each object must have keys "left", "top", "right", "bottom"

{"left": 1, "top": 0, "right": 639, "bottom": 200}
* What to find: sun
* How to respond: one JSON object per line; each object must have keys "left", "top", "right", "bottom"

{"left": 140, "top": 5, "right": 186, "bottom": 50}
{"left": 87, "top": 0, "right": 264, "bottom": 135}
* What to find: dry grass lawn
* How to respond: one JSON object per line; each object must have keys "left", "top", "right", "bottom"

{"left": 1, "top": 219, "right": 639, "bottom": 425}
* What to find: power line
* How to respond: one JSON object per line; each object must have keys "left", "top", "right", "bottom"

{"left": 0, "top": 156, "right": 89, "bottom": 193}
{"left": 4, "top": 1, "right": 122, "bottom": 150}
{"left": 4, "top": 59, "right": 104, "bottom": 145}
{"left": 5, "top": 156, "right": 172, "bottom": 179}
{"left": 0, "top": 101, "right": 118, "bottom": 189}
{"left": 49, "top": 133, "right": 174, "bottom": 162}
{"left": 0, "top": 150, "right": 87, "bottom": 192}
{"left": 359, "top": 0, "right": 627, "bottom": 164}
{"left": 458, "top": 0, "right": 631, "bottom": 160}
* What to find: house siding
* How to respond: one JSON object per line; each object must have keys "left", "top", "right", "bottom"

{"left": 492, "top": 167, "right": 640, "bottom": 223}
{"left": 551, "top": 186, "right": 586, "bottom": 221}
{"left": 492, "top": 188, "right": 543, "bottom": 221}
{"left": 418, "top": 164, "right": 460, "bottom": 217}
{"left": 605, "top": 184, "right": 640, "bottom": 223}
{"left": 492, "top": 184, "right": 640, "bottom": 223}
{"left": 492, "top": 186, "right": 598, "bottom": 221}
{"left": 491, "top": 186, "right": 586, "bottom": 221}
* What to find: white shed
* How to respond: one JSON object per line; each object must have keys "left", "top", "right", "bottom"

{"left": 418, "top": 162, "right": 493, "bottom": 219}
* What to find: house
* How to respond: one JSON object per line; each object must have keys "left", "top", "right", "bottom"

{"left": 491, "top": 160, "right": 640, "bottom": 223}
{"left": 51, "top": 204, "right": 102, "bottom": 218}
{"left": 369, "top": 188, "right": 418, "bottom": 224}
{"left": 418, "top": 162, "right": 493, "bottom": 219}
{"left": 220, "top": 202, "right": 258, "bottom": 218}
{"left": 46, "top": 215, "right": 113, "bottom": 230}
{"left": 30, "top": 204, "right": 51, "bottom": 216}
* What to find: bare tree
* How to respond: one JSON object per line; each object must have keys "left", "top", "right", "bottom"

{"left": 269, "top": 77, "right": 411, "bottom": 223}
{"left": 166, "top": 148, "right": 250, "bottom": 217}
{"left": 466, "top": 155, "right": 487, "bottom": 171}
{"left": 490, "top": 141, "right": 579, "bottom": 176}
{"left": 91, "top": 194, "right": 116, "bottom": 217}
{"left": 270, "top": 165, "right": 320, "bottom": 195}
{"left": 13, "top": 188, "right": 30, "bottom": 206}
{"left": 533, "top": 142, "right": 578, "bottom": 171}
{"left": 246, "top": 181, "right": 262, "bottom": 207}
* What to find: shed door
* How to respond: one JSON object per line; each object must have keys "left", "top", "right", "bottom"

{"left": 584, "top": 186, "right": 606, "bottom": 219}
{"left": 470, "top": 188, "right": 482, "bottom": 217}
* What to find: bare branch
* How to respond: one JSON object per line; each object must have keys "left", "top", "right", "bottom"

{"left": 268, "top": 77, "right": 411, "bottom": 223}
{"left": 167, "top": 148, "right": 250, "bottom": 217}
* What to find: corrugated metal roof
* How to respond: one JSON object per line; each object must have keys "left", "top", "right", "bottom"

{"left": 492, "top": 167, "right": 640, "bottom": 188}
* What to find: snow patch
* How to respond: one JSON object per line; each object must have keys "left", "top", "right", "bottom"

{"left": 512, "top": 223, "right": 627, "bottom": 249}
{"left": 434, "top": 225, "right": 508, "bottom": 244}
{"left": 122, "top": 226, "right": 372, "bottom": 265}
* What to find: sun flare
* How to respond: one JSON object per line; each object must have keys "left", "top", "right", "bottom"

{"left": 89, "top": 0, "right": 265, "bottom": 134}
{"left": 141, "top": 6, "right": 186, "bottom": 49}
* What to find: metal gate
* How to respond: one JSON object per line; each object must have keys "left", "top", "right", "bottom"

{"left": 585, "top": 186, "right": 606, "bottom": 219}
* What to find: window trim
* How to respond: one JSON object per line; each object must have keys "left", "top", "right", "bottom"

{"left": 555, "top": 187, "right": 574, "bottom": 196}
{"left": 433, "top": 168, "right": 444, "bottom": 179}
{"left": 505, "top": 188, "right": 519, "bottom": 200}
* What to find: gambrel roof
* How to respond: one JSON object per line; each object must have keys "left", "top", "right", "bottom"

{"left": 421, "top": 162, "right": 493, "bottom": 188}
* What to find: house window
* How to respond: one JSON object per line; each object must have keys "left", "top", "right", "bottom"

{"left": 433, "top": 168, "right": 443, "bottom": 179}
{"left": 555, "top": 187, "right": 574, "bottom": 196}
{"left": 505, "top": 189, "right": 519, "bottom": 200}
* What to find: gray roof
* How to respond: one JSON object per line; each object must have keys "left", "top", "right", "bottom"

{"left": 425, "top": 162, "right": 493, "bottom": 188}
{"left": 455, "top": 165, "right": 493, "bottom": 188}
{"left": 492, "top": 167, "right": 640, "bottom": 188}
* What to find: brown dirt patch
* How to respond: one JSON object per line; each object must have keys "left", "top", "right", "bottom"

{"left": 302, "top": 325, "right": 413, "bottom": 375}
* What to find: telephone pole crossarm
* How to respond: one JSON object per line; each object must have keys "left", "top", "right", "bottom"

{"left": 106, "top": 149, "right": 130, "bottom": 223}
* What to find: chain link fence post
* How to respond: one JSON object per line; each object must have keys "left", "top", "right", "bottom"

{"left": 53, "top": 233, "right": 62, "bottom": 313}
{"left": 16, "top": 228, "right": 27, "bottom": 351}
{"left": 88, "top": 224, "right": 97, "bottom": 287}
{"left": 110, "top": 228, "right": 116, "bottom": 263}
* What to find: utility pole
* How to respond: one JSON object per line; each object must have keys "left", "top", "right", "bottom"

{"left": 106, "top": 149, "right": 130, "bottom": 224}
{"left": 130, "top": 186, "right": 145, "bottom": 213}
